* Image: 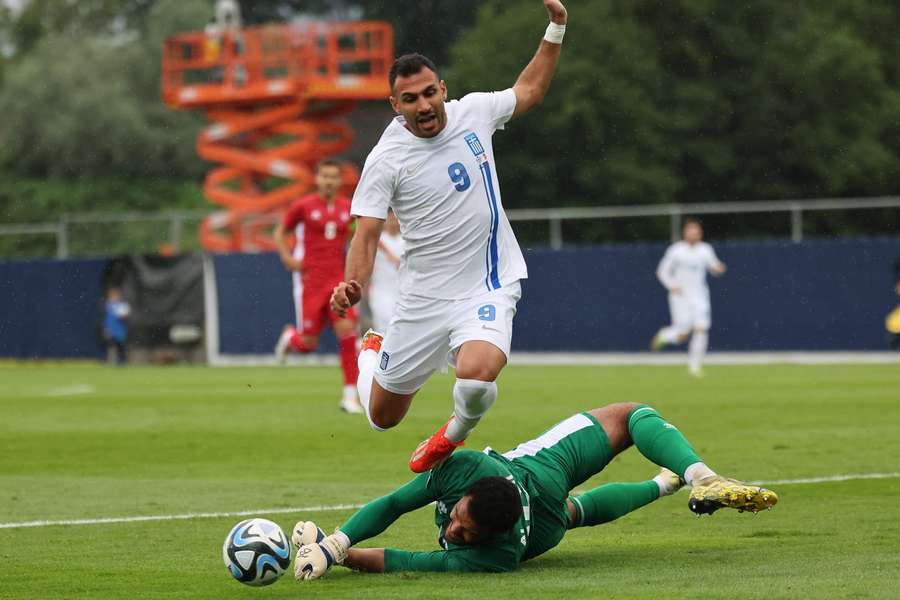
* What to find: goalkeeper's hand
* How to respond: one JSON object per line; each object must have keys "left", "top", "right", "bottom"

{"left": 291, "top": 520, "right": 326, "bottom": 550}
{"left": 293, "top": 534, "right": 349, "bottom": 581}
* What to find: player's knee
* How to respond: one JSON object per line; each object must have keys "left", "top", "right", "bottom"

{"left": 369, "top": 405, "right": 402, "bottom": 430}
{"left": 589, "top": 403, "right": 639, "bottom": 452}
{"left": 455, "top": 363, "right": 500, "bottom": 382}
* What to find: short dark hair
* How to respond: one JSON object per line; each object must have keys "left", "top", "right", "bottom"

{"left": 684, "top": 217, "right": 702, "bottom": 228}
{"left": 389, "top": 53, "right": 439, "bottom": 90}
{"left": 316, "top": 158, "right": 341, "bottom": 173}
{"left": 466, "top": 477, "right": 522, "bottom": 538}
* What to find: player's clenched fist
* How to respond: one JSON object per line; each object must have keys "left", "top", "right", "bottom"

{"left": 330, "top": 280, "right": 362, "bottom": 316}
{"left": 544, "top": 0, "right": 567, "bottom": 24}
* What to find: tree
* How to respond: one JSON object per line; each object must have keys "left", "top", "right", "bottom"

{"left": 0, "top": 0, "right": 208, "bottom": 179}
{"left": 449, "top": 0, "right": 900, "bottom": 217}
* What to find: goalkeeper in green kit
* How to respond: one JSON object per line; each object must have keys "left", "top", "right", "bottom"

{"left": 292, "top": 403, "right": 779, "bottom": 579}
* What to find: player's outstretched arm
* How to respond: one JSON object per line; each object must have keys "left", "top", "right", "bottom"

{"left": 511, "top": 0, "right": 568, "bottom": 119}
{"left": 344, "top": 548, "right": 386, "bottom": 572}
{"left": 331, "top": 216, "right": 384, "bottom": 315}
{"left": 294, "top": 474, "right": 436, "bottom": 580}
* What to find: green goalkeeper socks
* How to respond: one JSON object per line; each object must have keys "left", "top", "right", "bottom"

{"left": 569, "top": 481, "right": 659, "bottom": 528}
{"left": 627, "top": 405, "right": 703, "bottom": 479}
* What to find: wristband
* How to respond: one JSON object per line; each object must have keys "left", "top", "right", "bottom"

{"left": 543, "top": 21, "right": 566, "bottom": 44}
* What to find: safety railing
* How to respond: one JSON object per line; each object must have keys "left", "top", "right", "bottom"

{"left": 2, "top": 197, "right": 899, "bottom": 258}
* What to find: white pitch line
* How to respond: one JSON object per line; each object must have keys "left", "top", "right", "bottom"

{"left": 2, "top": 472, "right": 899, "bottom": 531}
{"left": 0, "top": 503, "right": 365, "bottom": 530}
{"left": 752, "top": 472, "right": 900, "bottom": 486}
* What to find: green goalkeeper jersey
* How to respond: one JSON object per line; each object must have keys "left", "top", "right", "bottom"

{"left": 340, "top": 449, "right": 534, "bottom": 573}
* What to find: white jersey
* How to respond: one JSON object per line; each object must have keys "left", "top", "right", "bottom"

{"left": 656, "top": 241, "right": 722, "bottom": 297}
{"left": 351, "top": 88, "right": 527, "bottom": 300}
{"left": 370, "top": 231, "right": 404, "bottom": 296}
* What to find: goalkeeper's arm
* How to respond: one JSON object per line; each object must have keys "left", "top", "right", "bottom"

{"left": 344, "top": 547, "right": 518, "bottom": 573}
{"left": 338, "top": 472, "right": 435, "bottom": 544}
{"left": 294, "top": 474, "right": 436, "bottom": 580}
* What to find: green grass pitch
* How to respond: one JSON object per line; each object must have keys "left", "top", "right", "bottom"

{"left": 2, "top": 363, "right": 899, "bottom": 599}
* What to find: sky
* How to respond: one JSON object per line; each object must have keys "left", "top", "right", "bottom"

{"left": 2, "top": 0, "right": 26, "bottom": 16}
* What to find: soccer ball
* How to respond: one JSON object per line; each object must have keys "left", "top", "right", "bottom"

{"left": 222, "top": 518, "right": 291, "bottom": 586}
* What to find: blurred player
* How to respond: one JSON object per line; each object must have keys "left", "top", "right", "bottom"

{"left": 366, "top": 209, "right": 404, "bottom": 332}
{"left": 331, "top": 0, "right": 569, "bottom": 473}
{"left": 651, "top": 218, "right": 727, "bottom": 377}
{"left": 103, "top": 287, "right": 131, "bottom": 365}
{"left": 274, "top": 160, "right": 362, "bottom": 414}
{"left": 290, "top": 402, "right": 778, "bottom": 577}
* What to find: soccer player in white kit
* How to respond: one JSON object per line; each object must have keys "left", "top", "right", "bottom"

{"left": 332, "top": 0, "right": 569, "bottom": 473}
{"left": 651, "top": 219, "right": 727, "bottom": 377}
{"left": 367, "top": 209, "right": 404, "bottom": 333}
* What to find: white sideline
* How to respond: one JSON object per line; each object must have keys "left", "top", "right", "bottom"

{"left": 2, "top": 472, "right": 899, "bottom": 531}
{"left": 209, "top": 352, "right": 900, "bottom": 367}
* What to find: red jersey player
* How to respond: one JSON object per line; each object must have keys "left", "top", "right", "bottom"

{"left": 274, "top": 160, "right": 362, "bottom": 414}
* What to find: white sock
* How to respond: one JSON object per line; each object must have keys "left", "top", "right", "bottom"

{"left": 653, "top": 473, "right": 679, "bottom": 496}
{"left": 444, "top": 379, "right": 497, "bottom": 443}
{"left": 356, "top": 349, "right": 385, "bottom": 431}
{"left": 688, "top": 330, "right": 708, "bottom": 372}
{"left": 342, "top": 384, "right": 357, "bottom": 402}
{"left": 684, "top": 462, "right": 716, "bottom": 486}
{"left": 659, "top": 327, "right": 681, "bottom": 344}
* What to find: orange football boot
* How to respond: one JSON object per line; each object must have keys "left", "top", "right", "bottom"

{"left": 360, "top": 329, "right": 383, "bottom": 353}
{"left": 409, "top": 418, "right": 464, "bottom": 473}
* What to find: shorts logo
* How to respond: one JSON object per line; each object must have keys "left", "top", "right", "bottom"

{"left": 380, "top": 351, "right": 390, "bottom": 370}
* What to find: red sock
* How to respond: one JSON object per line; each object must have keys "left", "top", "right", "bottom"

{"left": 289, "top": 331, "right": 316, "bottom": 353}
{"left": 338, "top": 334, "right": 359, "bottom": 385}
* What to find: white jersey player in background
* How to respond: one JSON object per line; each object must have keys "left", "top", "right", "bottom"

{"left": 367, "top": 209, "right": 404, "bottom": 333}
{"left": 332, "top": 0, "right": 569, "bottom": 473}
{"left": 651, "top": 219, "right": 727, "bottom": 377}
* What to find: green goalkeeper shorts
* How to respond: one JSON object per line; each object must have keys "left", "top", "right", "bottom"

{"left": 501, "top": 412, "right": 614, "bottom": 561}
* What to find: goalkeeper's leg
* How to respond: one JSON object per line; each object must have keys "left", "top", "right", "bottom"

{"left": 589, "top": 403, "right": 778, "bottom": 515}
{"left": 568, "top": 469, "right": 683, "bottom": 528}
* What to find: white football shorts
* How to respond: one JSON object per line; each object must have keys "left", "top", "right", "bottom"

{"left": 669, "top": 292, "right": 711, "bottom": 333}
{"left": 374, "top": 281, "right": 522, "bottom": 395}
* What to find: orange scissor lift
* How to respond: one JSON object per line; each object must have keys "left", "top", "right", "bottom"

{"left": 162, "top": 21, "right": 393, "bottom": 252}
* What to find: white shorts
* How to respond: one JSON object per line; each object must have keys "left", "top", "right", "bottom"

{"left": 669, "top": 293, "right": 711, "bottom": 333}
{"left": 374, "top": 281, "right": 522, "bottom": 395}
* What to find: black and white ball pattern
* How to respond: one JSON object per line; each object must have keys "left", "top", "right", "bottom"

{"left": 223, "top": 518, "right": 291, "bottom": 586}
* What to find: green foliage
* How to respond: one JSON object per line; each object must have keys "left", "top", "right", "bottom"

{"left": 450, "top": 0, "right": 900, "bottom": 211}
{"left": 0, "top": 171, "right": 204, "bottom": 257}
{"left": 0, "top": 0, "right": 208, "bottom": 180}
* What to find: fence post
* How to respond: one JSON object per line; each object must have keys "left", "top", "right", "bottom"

{"left": 791, "top": 205, "right": 803, "bottom": 243}
{"left": 170, "top": 213, "right": 184, "bottom": 251}
{"left": 56, "top": 218, "right": 69, "bottom": 259}
{"left": 670, "top": 207, "right": 682, "bottom": 242}
{"left": 549, "top": 216, "right": 563, "bottom": 250}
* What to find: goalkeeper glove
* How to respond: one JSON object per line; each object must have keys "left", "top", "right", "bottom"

{"left": 291, "top": 520, "right": 326, "bottom": 549}
{"left": 293, "top": 533, "right": 349, "bottom": 581}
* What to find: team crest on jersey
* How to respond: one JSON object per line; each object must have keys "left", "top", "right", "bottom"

{"left": 464, "top": 132, "right": 486, "bottom": 162}
{"left": 311, "top": 210, "right": 322, "bottom": 220}
{"left": 380, "top": 351, "right": 390, "bottom": 370}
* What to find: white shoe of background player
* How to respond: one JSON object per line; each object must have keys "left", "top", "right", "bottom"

{"left": 274, "top": 325, "right": 296, "bottom": 364}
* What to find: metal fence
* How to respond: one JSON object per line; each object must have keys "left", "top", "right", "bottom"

{"left": 2, "top": 197, "right": 899, "bottom": 258}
